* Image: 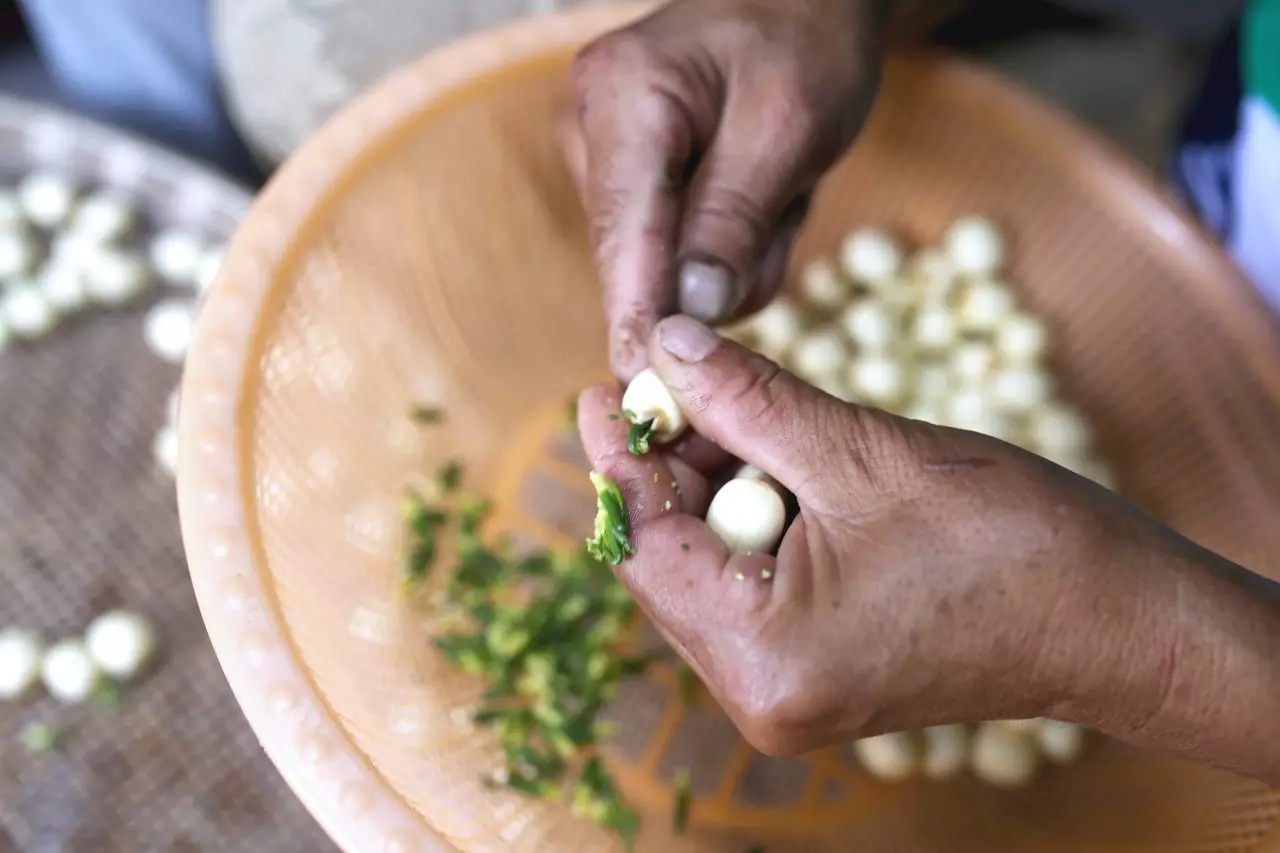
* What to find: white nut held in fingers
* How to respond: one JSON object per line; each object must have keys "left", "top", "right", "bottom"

{"left": 749, "top": 298, "right": 805, "bottom": 359}
{"left": 970, "top": 722, "right": 1039, "bottom": 788}
{"left": 922, "top": 724, "right": 969, "bottom": 780}
{"left": 798, "top": 259, "right": 848, "bottom": 308}
{"left": 790, "top": 329, "right": 847, "bottom": 382}
{"left": 706, "top": 477, "right": 786, "bottom": 554}
{"left": 41, "top": 639, "right": 101, "bottom": 704}
{"left": 620, "top": 367, "right": 687, "bottom": 443}
{"left": 1034, "top": 719, "right": 1087, "bottom": 764}
{"left": 0, "top": 628, "right": 44, "bottom": 699}
{"left": 86, "top": 610, "right": 157, "bottom": 681}
{"left": 945, "top": 216, "right": 1005, "bottom": 276}
{"left": 840, "top": 229, "right": 903, "bottom": 284}
{"left": 853, "top": 732, "right": 919, "bottom": 782}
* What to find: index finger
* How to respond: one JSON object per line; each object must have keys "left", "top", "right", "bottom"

{"left": 571, "top": 38, "right": 693, "bottom": 380}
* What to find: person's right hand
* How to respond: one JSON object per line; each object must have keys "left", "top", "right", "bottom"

{"left": 559, "top": 0, "right": 890, "bottom": 380}
{"left": 577, "top": 316, "right": 1280, "bottom": 784}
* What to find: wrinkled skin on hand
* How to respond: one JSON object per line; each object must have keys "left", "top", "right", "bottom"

{"left": 578, "top": 316, "right": 1177, "bottom": 755}
{"left": 560, "top": 0, "right": 887, "bottom": 380}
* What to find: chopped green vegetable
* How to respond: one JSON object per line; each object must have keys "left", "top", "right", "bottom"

{"left": 19, "top": 722, "right": 61, "bottom": 754}
{"left": 586, "top": 472, "right": 635, "bottom": 566}
{"left": 94, "top": 682, "right": 123, "bottom": 710}
{"left": 677, "top": 665, "right": 698, "bottom": 708}
{"left": 403, "top": 445, "right": 651, "bottom": 844}
{"left": 626, "top": 418, "right": 656, "bottom": 456}
{"left": 680, "top": 542, "right": 691, "bottom": 552}
{"left": 672, "top": 769, "right": 692, "bottom": 834}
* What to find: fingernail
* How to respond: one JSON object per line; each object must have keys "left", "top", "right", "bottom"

{"left": 657, "top": 315, "right": 720, "bottom": 363}
{"left": 678, "top": 259, "right": 737, "bottom": 322}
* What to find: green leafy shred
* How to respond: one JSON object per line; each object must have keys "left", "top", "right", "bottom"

{"left": 626, "top": 418, "right": 656, "bottom": 456}
{"left": 586, "top": 472, "right": 635, "bottom": 566}
{"left": 672, "top": 769, "right": 692, "bottom": 834}
{"left": 19, "top": 722, "right": 61, "bottom": 754}
{"left": 403, "top": 448, "right": 651, "bottom": 845}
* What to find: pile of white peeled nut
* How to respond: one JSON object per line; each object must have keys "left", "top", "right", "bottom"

{"left": 0, "top": 169, "right": 226, "bottom": 477}
{"left": 620, "top": 214, "right": 1103, "bottom": 788}
{"left": 0, "top": 610, "right": 158, "bottom": 705}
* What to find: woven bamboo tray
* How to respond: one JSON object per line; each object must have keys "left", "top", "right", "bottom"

{"left": 178, "top": 3, "right": 1280, "bottom": 852}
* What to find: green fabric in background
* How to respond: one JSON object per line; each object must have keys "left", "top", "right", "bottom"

{"left": 1245, "top": 0, "right": 1280, "bottom": 112}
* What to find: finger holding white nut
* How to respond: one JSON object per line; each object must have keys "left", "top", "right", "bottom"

{"left": 705, "top": 477, "right": 787, "bottom": 555}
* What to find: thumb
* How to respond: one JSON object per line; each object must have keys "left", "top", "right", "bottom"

{"left": 648, "top": 315, "right": 885, "bottom": 507}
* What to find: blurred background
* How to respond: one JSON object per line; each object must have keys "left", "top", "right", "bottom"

{"left": 0, "top": 0, "right": 1258, "bottom": 851}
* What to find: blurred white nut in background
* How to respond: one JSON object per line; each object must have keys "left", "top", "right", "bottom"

{"left": 41, "top": 639, "right": 101, "bottom": 704}
{"left": 991, "top": 366, "right": 1054, "bottom": 412}
{"left": 153, "top": 426, "right": 179, "bottom": 475}
{"left": 0, "top": 229, "right": 37, "bottom": 279}
{"left": 39, "top": 263, "right": 89, "bottom": 313}
{"left": 1, "top": 286, "right": 57, "bottom": 338}
{"left": 970, "top": 721, "right": 1039, "bottom": 788}
{"left": 749, "top": 298, "right": 804, "bottom": 360}
{"left": 956, "top": 278, "right": 1016, "bottom": 332}
{"left": 847, "top": 353, "right": 908, "bottom": 408}
{"left": 0, "top": 188, "right": 23, "bottom": 227}
{"left": 86, "top": 610, "right": 157, "bottom": 681}
{"left": 195, "top": 245, "right": 224, "bottom": 294}
{"left": 0, "top": 628, "right": 43, "bottom": 700}
{"left": 911, "top": 303, "right": 956, "bottom": 351}
{"left": 840, "top": 228, "right": 903, "bottom": 284}
{"left": 86, "top": 248, "right": 150, "bottom": 305}
{"left": 1026, "top": 402, "right": 1093, "bottom": 459}
{"left": 149, "top": 228, "right": 206, "bottom": 284}
{"left": 17, "top": 171, "right": 79, "bottom": 228}
{"left": 70, "top": 191, "right": 136, "bottom": 242}
{"left": 840, "top": 299, "right": 897, "bottom": 351}
{"left": 951, "top": 341, "right": 996, "bottom": 385}
{"left": 922, "top": 724, "right": 969, "bottom": 780}
{"left": 790, "top": 329, "right": 847, "bottom": 382}
{"left": 995, "top": 312, "right": 1049, "bottom": 363}
{"left": 854, "top": 732, "right": 919, "bottom": 782}
{"left": 798, "top": 259, "right": 848, "bottom": 308}
{"left": 945, "top": 215, "right": 1004, "bottom": 276}
{"left": 144, "top": 299, "right": 196, "bottom": 363}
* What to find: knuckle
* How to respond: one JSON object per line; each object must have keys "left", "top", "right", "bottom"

{"left": 725, "top": 669, "right": 817, "bottom": 757}
{"left": 725, "top": 360, "right": 795, "bottom": 431}
{"left": 687, "top": 184, "right": 769, "bottom": 252}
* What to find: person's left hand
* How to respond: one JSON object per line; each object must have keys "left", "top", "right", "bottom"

{"left": 576, "top": 315, "right": 1181, "bottom": 755}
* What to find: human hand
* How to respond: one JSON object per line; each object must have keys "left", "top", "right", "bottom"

{"left": 560, "top": 0, "right": 889, "bottom": 380}
{"left": 577, "top": 315, "right": 1191, "bottom": 756}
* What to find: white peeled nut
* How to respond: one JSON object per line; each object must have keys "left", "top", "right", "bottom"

{"left": 144, "top": 299, "right": 196, "bottom": 362}
{"left": 995, "top": 312, "right": 1049, "bottom": 364}
{"left": 620, "top": 367, "right": 687, "bottom": 444}
{"left": 922, "top": 724, "right": 969, "bottom": 780}
{"left": 990, "top": 366, "right": 1054, "bottom": 412}
{"left": 149, "top": 228, "right": 207, "bottom": 284}
{"left": 1034, "top": 719, "right": 1087, "bottom": 764}
{"left": 705, "top": 477, "right": 786, "bottom": 554}
{"left": 904, "top": 249, "right": 955, "bottom": 290}
{"left": 992, "top": 718, "right": 1040, "bottom": 734}
{"left": 840, "top": 299, "right": 897, "bottom": 351}
{"left": 915, "top": 363, "right": 953, "bottom": 404}
{"left": 1026, "top": 402, "right": 1092, "bottom": 459}
{"left": 840, "top": 228, "right": 903, "bottom": 284}
{"left": 85, "top": 610, "right": 157, "bottom": 681}
{"left": 951, "top": 341, "right": 996, "bottom": 384}
{"left": 0, "top": 228, "right": 37, "bottom": 278}
{"left": 1, "top": 286, "right": 57, "bottom": 338}
{"left": 790, "top": 329, "right": 847, "bottom": 382}
{"left": 798, "top": 259, "right": 848, "bottom": 308}
{"left": 69, "top": 191, "right": 136, "bottom": 242}
{"left": 853, "top": 732, "right": 919, "bottom": 782}
{"left": 41, "top": 639, "right": 101, "bottom": 704}
{"left": 734, "top": 464, "right": 778, "bottom": 487}
{"left": 847, "top": 353, "right": 907, "bottom": 407}
{"left": 969, "top": 722, "right": 1039, "bottom": 788}
{"left": 945, "top": 215, "right": 1005, "bottom": 276}
{"left": 38, "top": 263, "right": 89, "bottom": 313}
{"left": 17, "top": 171, "right": 79, "bottom": 228}
{"left": 749, "top": 298, "right": 805, "bottom": 360}
{"left": 911, "top": 304, "right": 956, "bottom": 351}
{"left": 86, "top": 248, "right": 150, "bottom": 305}
{"left": 0, "top": 628, "right": 44, "bottom": 700}
{"left": 956, "top": 279, "right": 1016, "bottom": 333}
{"left": 153, "top": 426, "right": 179, "bottom": 475}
